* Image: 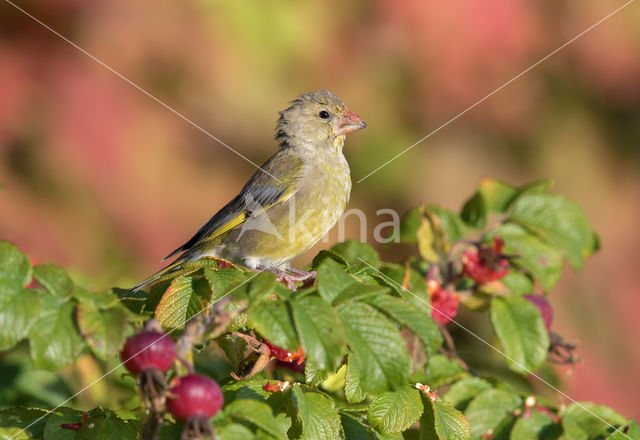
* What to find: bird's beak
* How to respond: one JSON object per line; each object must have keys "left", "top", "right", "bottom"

{"left": 336, "top": 110, "right": 367, "bottom": 135}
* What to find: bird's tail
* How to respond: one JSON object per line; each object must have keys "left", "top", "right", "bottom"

{"left": 129, "top": 259, "right": 184, "bottom": 293}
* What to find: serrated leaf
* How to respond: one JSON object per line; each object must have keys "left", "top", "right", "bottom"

{"left": 247, "top": 300, "right": 298, "bottom": 352}
{"left": 76, "top": 408, "right": 138, "bottom": 439}
{"left": 330, "top": 241, "right": 381, "bottom": 272}
{"left": 489, "top": 224, "right": 563, "bottom": 291}
{"left": 420, "top": 396, "right": 471, "bottom": 440}
{"left": 478, "top": 179, "right": 517, "bottom": 213}
{"left": 291, "top": 386, "right": 342, "bottom": 440}
{"left": 511, "top": 410, "right": 560, "bottom": 440}
{"left": 225, "top": 399, "right": 285, "bottom": 440}
{"left": 292, "top": 295, "right": 346, "bottom": 372}
{"left": 461, "top": 192, "right": 488, "bottom": 229}
{"left": 366, "top": 294, "right": 442, "bottom": 357}
{"left": 43, "top": 407, "right": 84, "bottom": 440}
{"left": 367, "top": 386, "right": 423, "bottom": 434}
{"left": 345, "top": 353, "right": 366, "bottom": 403}
{"left": 316, "top": 258, "right": 359, "bottom": 303}
{"left": 464, "top": 389, "right": 522, "bottom": 440}
{"left": 0, "top": 241, "right": 32, "bottom": 286}
{"left": 312, "top": 249, "right": 349, "bottom": 270}
{"left": 337, "top": 302, "right": 412, "bottom": 394}
{"left": 0, "top": 407, "right": 49, "bottom": 439}
{"left": 28, "top": 299, "right": 84, "bottom": 369}
{"left": 562, "top": 402, "right": 627, "bottom": 440}
{"left": 33, "top": 265, "right": 73, "bottom": 299}
{"left": 204, "top": 267, "right": 251, "bottom": 301}
{"left": 340, "top": 412, "right": 371, "bottom": 440}
{"left": 490, "top": 297, "right": 549, "bottom": 374}
{"left": 76, "top": 303, "right": 129, "bottom": 360}
{"left": 509, "top": 193, "right": 596, "bottom": 270}
{"left": 443, "top": 377, "right": 492, "bottom": 411}
{"left": 0, "top": 276, "right": 42, "bottom": 350}
{"left": 154, "top": 276, "right": 211, "bottom": 328}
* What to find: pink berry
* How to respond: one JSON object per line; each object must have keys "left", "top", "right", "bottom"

{"left": 120, "top": 331, "right": 176, "bottom": 374}
{"left": 166, "top": 375, "right": 224, "bottom": 421}
{"left": 523, "top": 294, "right": 553, "bottom": 330}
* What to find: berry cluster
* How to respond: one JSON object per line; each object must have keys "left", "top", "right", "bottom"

{"left": 120, "top": 323, "right": 223, "bottom": 439}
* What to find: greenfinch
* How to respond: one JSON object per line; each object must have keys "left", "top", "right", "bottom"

{"left": 132, "top": 89, "right": 366, "bottom": 290}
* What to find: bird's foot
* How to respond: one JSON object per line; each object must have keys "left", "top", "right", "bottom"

{"left": 257, "top": 266, "right": 316, "bottom": 291}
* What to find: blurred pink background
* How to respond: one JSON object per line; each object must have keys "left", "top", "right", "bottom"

{"left": 1, "top": 0, "right": 639, "bottom": 417}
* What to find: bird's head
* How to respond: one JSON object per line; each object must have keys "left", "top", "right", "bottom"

{"left": 275, "top": 89, "right": 366, "bottom": 151}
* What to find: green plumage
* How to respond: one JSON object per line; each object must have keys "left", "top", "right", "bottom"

{"left": 132, "top": 89, "right": 366, "bottom": 291}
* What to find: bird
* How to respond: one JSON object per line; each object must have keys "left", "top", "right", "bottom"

{"left": 131, "top": 89, "right": 366, "bottom": 291}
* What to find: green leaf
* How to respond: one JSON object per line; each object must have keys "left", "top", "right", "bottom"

{"left": 0, "top": 275, "right": 42, "bottom": 350}
{"left": 312, "top": 249, "right": 349, "bottom": 270}
{"left": 246, "top": 271, "right": 277, "bottom": 302}
{"left": 609, "top": 420, "right": 640, "bottom": 440}
{"left": 367, "top": 386, "right": 423, "bottom": 434}
{"left": 33, "top": 265, "right": 73, "bottom": 299}
{"left": 428, "top": 207, "right": 468, "bottom": 244}
{"left": 511, "top": 410, "right": 560, "bottom": 440}
{"left": 76, "top": 408, "right": 138, "bottom": 439}
{"left": 490, "top": 296, "right": 550, "bottom": 374}
{"left": 330, "top": 241, "right": 381, "bottom": 272}
{"left": 73, "top": 287, "right": 118, "bottom": 309}
{"left": 204, "top": 267, "right": 251, "bottom": 301}
{"left": 225, "top": 399, "right": 286, "bottom": 440}
{"left": 0, "top": 407, "right": 49, "bottom": 439}
{"left": 340, "top": 412, "right": 371, "bottom": 440}
{"left": 337, "top": 302, "right": 412, "bottom": 394}
{"left": 398, "top": 207, "right": 423, "bottom": 243}
{"left": 154, "top": 275, "right": 211, "bottom": 328}
{"left": 443, "top": 377, "right": 492, "bottom": 411}
{"left": 562, "top": 402, "right": 627, "bottom": 440}
{"left": 420, "top": 396, "right": 471, "bottom": 440}
{"left": 43, "top": 407, "right": 85, "bottom": 440}
{"left": 216, "top": 423, "right": 256, "bottom": 440}
{"left": 461, "top": 192, "right": 488, "bottom": 229}
{"left": 499, "top": 270, "right": 534, "bottom": 295}
{"left": 417, "top": 218, "right": 439, "bottom": 263}
{"left": 366, "top": 294, "right": 442, "bottom": 357}
{"left": 247, "top": 299, "right": 298, "bottom": 352}
{"left": 478, "top": 179, "right": 517, "bottom": 213}
{"left": 292, "top": 295, "right": 346, "bottom": 372}
{"left": 28, "top": 299, "right": 84, "bottom": 369}
{"left": 509, "top": 193, "right": 597, "bottom": 270}
{"left": 76, "top": 303, "right": 129, "bottom": 360}
{"left": 0, "top": 241, "right": 32, "bottom": 286}
{"left": 464, "top": 389, "right": 522, "bottom": 440}
{"left": 424, "top": 354, "right": 467, "bottom": 388}
{"left": 291, "top": 386, "right": 342, "bottom": 440}
{"left": 316, "top": 258, "right": 358, "bottom": 303}
{"left": 344, "top": 353, "right": 366, "bottom": 403}
{"left": 489, "top": 224, "right": 563, "bottom": 291}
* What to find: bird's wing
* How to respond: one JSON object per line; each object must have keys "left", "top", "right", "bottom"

{"left": 163, "top": 152, "right": 305, "bottom": 260}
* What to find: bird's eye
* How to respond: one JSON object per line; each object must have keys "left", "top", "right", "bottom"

{"left": 318, "top": 110, "right": 330, "bottom": 119}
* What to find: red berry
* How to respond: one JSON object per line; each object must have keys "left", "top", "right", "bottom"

{"left": 462, "top": 236, "right": 509, "bottom": 284}
{"left": 166, "top": 374, "right": 224, "bottom": 421}
{"left": 523, "top": 294, "right": 553, "bottom": 330}
{"left": 120, "top": 331, "right": 176, "bottom": 374}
